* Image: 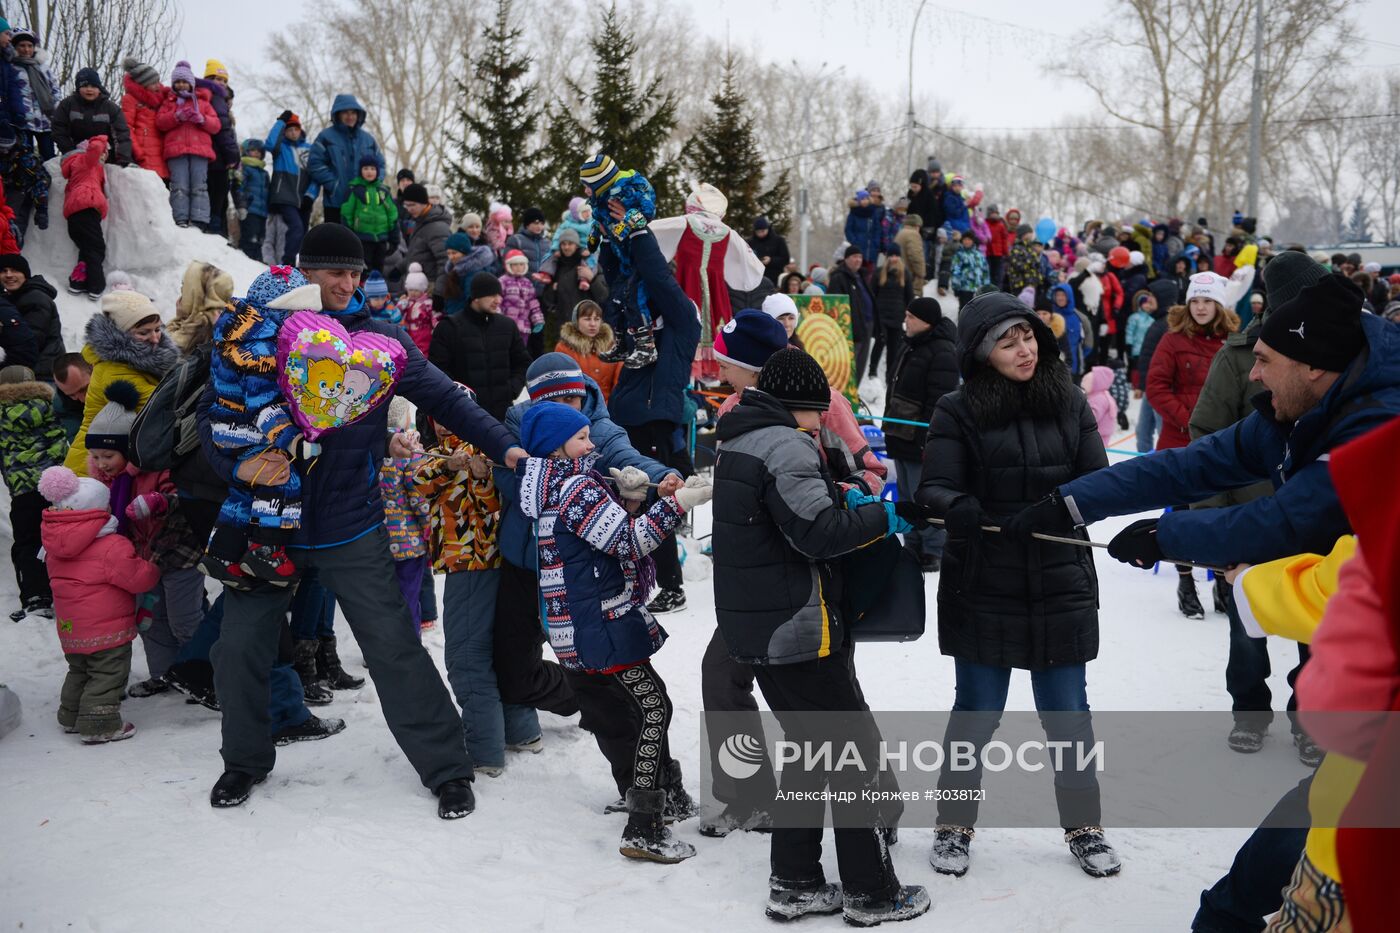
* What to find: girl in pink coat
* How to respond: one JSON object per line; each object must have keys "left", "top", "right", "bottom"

{"left": 1081, "top": 365, "right": 1118, "bottom": 448}
{"left": 38, "top": 466, "right": 160, "bottom": 744}
{"left": 154, "top": 60, "right": 221, "bottom": 228}
{"left": 60, "top": 134, "right": 109, "bottom": 297}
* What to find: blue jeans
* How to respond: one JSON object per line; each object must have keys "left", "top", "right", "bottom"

{"left": 1136, "top": 401, "right": 1159, "bottom": 452}
{"left": 289, "top": 572, "right": 336, "bottom": 640}
{"left": 937, "top": 659, "right": 1100, "bottom": 827}
{"left": 442, "top": 569, "right": 540, "bottom": 769}
{"left": 895, "top": 458, "right": 945, "bottom": 558}
{"left": 177, "top": 593, "right": 310, "bottom": 734}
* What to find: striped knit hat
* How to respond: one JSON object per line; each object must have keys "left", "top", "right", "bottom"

{"left": 526, "top": 353, "right": 587, "bottom": 402}
{"left": 579, "top": 153, "right": 620, "bottom": 194}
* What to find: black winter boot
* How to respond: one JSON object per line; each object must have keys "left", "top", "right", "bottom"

{"left": 317, "top": 635, "right": 365, "bottom": 690}
{"left": 842, "top": 885, "right": 931, "bottom": 927}
{"left": 273, "top": 713, "right": 345, "bottom": 746}
{"left": 929, "top": 824, "right": 974, "bottom": 876}
{"left": 623, "top": 325, "right": 658, "bottom": 369}
{"left": 210, "top": 771, "right": 264, "bottom": 808}
{"left": 619, "top": 787, "right": 696, "bottom": 863}
{"left": 293, "top": 639, "right": 334, "bottom": 706}
{"left": 766, "top": 878, "right": 843, "bottom": 922}
{"left": 1177, "top": 569, "right": 1205, "bottom": 620}
{"left": 663, "top": 760, "right": 699, "bottom": 823}
{"left": 1213, "top": 575, "right": 1230, "bottom": 615}
{"left": 1065, "top": 826, "right": 1122, "bottom": 877}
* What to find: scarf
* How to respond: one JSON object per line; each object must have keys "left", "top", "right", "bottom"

{"left": 14, "top": 55, "right": 54, "bottom": 113}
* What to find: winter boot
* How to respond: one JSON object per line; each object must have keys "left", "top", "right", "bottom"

{"left": 127, "top": 677, "right": 170, "bottom": 698}
{"left": 81, "top": 722, "right": 137, "bottom": 744}
{"left": 1212, "top": 575, "right": 1230, "bottom": 614}
{"left": 697, "top": 804, "right": 772, "bottom": 838}
{"left": 623, "top": 325, "right": 658, "bottom": 369}
{"left": 1228, "top": 720, "right": 1268, "bottom": 753}
{"left": 66, "top": 261, "right": 87, "bottom": 295}
{"left": 164, "top": 660, "right": 219, "bottom": 711}
{"left": 200, "top": 526, "right": 253, "bottom": 589}
{"left": 766, "top": 879, "right": 843, "bottom": 922}
{"left": 663, "top": 761, "right": 699, "bottom": 823}
{"left": 1177, "top": 569, "right": 1205, "bottom": 620}
{"left": 240, "top": 541, "right": 300, "bottom": 585}
{"left": 1065, "top": 826, "right": 1122, "bottom": 877}
{"left": 210, "top": 770, "right": 264, "bottom": 808}
{"left": 24, "top": 595, "right": 53, "bottom": 619}
{"left": 929, "top": 824, "right": 974, "bottom": 876}
{"left": 1293, "top": 731, "right": 1324, "bottom": 768}
{"left": 292, "top": 639, "right": 334, "bottom": 706}
{"left": 619, "top": 787, "right": 696, "bottom": 863}
{"left": 273, "top": 713, "right": 345, "bottom": 746}
{"left": 598, "top": 330, "right": 632, "bottom": 364}
{"left": 9, "top": 606, "right": 26, "bottom": 622}
{"left": 842, "top": 885, "right": 931, "bottom": 927}
{"left": 317, "top": 635, "right": 365, "bottom": 690}
{"left": 507, "top": 735, "right": 544, "bottom": 754}
{"left": 647, "top": 587, "right": 686, "bottom": 614}
{"left": 436, "top": 777, "right": 476, "bottom": 819}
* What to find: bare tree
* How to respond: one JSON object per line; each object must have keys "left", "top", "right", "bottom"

{"left": 1062, "top": 0, "right": 1355, "bottom": 222}
{"left": 1355, "top": 73, "right": 1400, "bottom": 243}
{"left": 25, "top": 0, "right": 182, "bottom": 91}
{"left": 243, "top": 0, "right": 480, "bottom": 185}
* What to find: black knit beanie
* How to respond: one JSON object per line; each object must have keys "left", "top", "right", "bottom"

{"left": 298, "top": 223, "right": 365, "bottom": 271}
{"left": 469, "top": 271, "right": 503, "bottom": 301}
{"left": 757, "top": 348, "right": 830, "bottom": 411}
{"left": 1259, "top": 273, "right": 1365, "bottom": 372}
{"left": 400, "top": 183, "right": 429, "bottom": 205}
{"left": 1261, "top": 250, "right": 1328, "bottom": 309}
{"left": 907, "top": 296, "right": 943, "bottom": 326}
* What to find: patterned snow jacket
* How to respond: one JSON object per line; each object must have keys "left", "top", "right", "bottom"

{"left": 414, "top": 436, "right": 502, "bottom": 573}
{"left": 0, "top": 378, "right": 68, "bottom": 493}
{"left": 517, "top": 452, "right": 683, "bottom": 673}
{"left": 379, "top": 455, "right": 429, "bottom": 560}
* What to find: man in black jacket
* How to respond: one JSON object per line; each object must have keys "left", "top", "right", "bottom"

{"left": 0, "top": 255, "right": 64, "bottom": 379}
{"left": 883, "top": 297, "right": 959, "bottom": 571}
{"left": 826, "top": 246, "right": 875, "bottom": 384}
{"left": 746, "top": 216, "right": 790, "bottom": 284}
{"left": 428, "top": 271, "right": 530, "bottom": 420}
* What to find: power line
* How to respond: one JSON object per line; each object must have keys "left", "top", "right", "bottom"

{"left": 765, "top": 125, "right": 906, "bottom": 166}
{"left": 932, "top": 111, "right": 1400, "bottom": 134}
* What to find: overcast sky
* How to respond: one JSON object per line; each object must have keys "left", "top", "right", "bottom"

{"left": 182, "top": 0, "right": 1400, "bottom": 138}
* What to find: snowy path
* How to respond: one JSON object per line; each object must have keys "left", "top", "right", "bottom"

{"left": 0, "top": 451, "right": 1311, "bottom": 932}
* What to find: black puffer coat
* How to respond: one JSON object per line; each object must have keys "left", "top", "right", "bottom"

{"left": 427, "top": 305, "right": 530, "bottom": 421}
{"left": 916, "top": 293, "right": 1108, "bottom": 670}
{"left": 883, "top": 316, "right": 959, "bottom": 462}
{"left": 872, "top": 269, "right": 914, "bottom": 329}
{"left": 6, "top": 276, "right": 65, "bottom": 378}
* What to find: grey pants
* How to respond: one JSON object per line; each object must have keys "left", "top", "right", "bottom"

{"left": 138, "top": 566, "right": 208, "bottom": 679}
{"left": 211, "top": 526, "right": 470, "bottom": 789}
{"left": 59, "top": 642, "right": 133, "bottom": 737}
{"left": 168, "top": 154, "right": 210, "bottom": 225}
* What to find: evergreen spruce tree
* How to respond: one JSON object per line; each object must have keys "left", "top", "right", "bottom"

{"left": 681, "top": 54, "right": 792, "bottom": 235}
{"left": 543, "top": 3, "right": 681, "bottom": 217}
{"left": 445, "top": 0, "right": 549, "bottom": 214}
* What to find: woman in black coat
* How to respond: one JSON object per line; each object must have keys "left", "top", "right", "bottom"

{"left": 914, "top": 292, "right": 1118, "bottom": 880}
{"left": 868, "top": 247, "right": 913, "bottom": 382}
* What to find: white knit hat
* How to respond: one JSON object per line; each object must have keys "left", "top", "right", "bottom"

{"left": 387, "top": 395, "right": 414, "bottom": 433}
{"left": 265, "top": 283, "right": 324, "bottom": 310}
{"left": 761, "top": 293, "right": 800, "bottom": 322}
{"left": 101, "top": 289, "right": 160, "bottom": 331}
{"left": 37, "top": 467, "right": 110, "bottom": 512}
{"left": 405, "top": 262, "right": 430, "bottom": 293}
{"left": 1185, "top": 271, "right": 1228, "bottom": 306}
{"left": 685, "top": 181, "right": 728, "bottom": 218}
{"left": 1129, "top": 250, "right": 1145, "bottom": 267}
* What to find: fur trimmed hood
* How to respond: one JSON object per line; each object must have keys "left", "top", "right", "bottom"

{"left": 557, "top": 320, "right": 615, "bottom": 358}
{"left": 82, "top": 311, "right": 179, "bottom": 378}
{"left": 0, "top": 379, "right": 55, "bottom": 404}
{"left": 963, "top": 354, "right": 1076, "bottom": 431}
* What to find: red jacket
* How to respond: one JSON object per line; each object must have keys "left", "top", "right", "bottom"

{"left": 1145, "top": 329, "right": 1225, "bottom": 449}
{"left": 121, "top": 75, "right": 169, "bottom": 179}
{"left": 60, "top": 135, "right": 108, "bottom": 219}
{"left": 1099, "top": 269, "right": 1124, "bottom": 332}
{"left": 986, "top": 217, "right": 1010, "bottom": 258}
{"left": 41, "top": 507, "right": 160, "bottom": 655}
{"left": 154, "top": 87, "right": 220, "bottom": 161}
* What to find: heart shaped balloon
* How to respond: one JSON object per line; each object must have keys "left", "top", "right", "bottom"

{"left": 276, "top": 310, "right": 407, "bottom": 440}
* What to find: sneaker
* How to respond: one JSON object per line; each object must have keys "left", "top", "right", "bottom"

{"left": 697, "top": 804, "right": 772, "bottom": 838}
{"left": 474, "top": 765, "right": 505, "bottom": 778}
{"left": 766, "top": 881, "right": 843, "bottom": 922}
{"left": 1228, "top": 722, "right": 1267, "bottom": 753}
{"left": 1177, "top": 573, "right": 1205, "bottom": 620}
{"left": 272, "top": 713, "right": 345, "bottom": 746}
{"left": 507, "top": 735, "right": 544, "bottom": 754}
{"left": 67, "top": 261, "right": 87, "bottom": 294}
{"left": 647, "top": 588, "right": 686, "bottom": 614}
{"left": 1065, "top": 826, "right": 1122, "bottom": 877}
{"left": 929, "top": 824, "right": 974, "bottom": 877}
{"left": 82, "top": 722, "right": 137, "bottom": 744}
{"left": 842, "top": 885, "right": 931, "bottom": 927}
{"left": 127, "top": 677, "right": 171, "bottom": 698}
{"left": 1294, "top": 732, "right": 1324, "bottom": 768}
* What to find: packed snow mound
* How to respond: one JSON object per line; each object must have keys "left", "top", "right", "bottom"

{"left": 24, "top": 159, "right": 266, "bottom": 352}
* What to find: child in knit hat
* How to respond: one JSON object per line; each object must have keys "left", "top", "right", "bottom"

{"left": 500, "top": 250, "right": 544, "bottom": 356}
{"left": 577, "top": 152, "right": 660, "bottom": 368}
{"left": 554, "top": 299, "right": 620, "bottom": 402}
{"left": 342, "top": 155, "right": 398, "bottom": 276}
{"left": 237, "top": 138, "right": 269, "bottom": 262}
{"left": 37, "top": 465, "right": 160, "bottom": 743}
{"left": 0, "top": 364, "right": 69, "bottom": 620}
{"left": 155, "top": 61, "right": 221, "bottom": 229}
{"left": 516, "top": 399, "right": 710, "bottom": 863}
{"left": 202, "top": 267, "right": 324, "bottom": 588}
{"left": 379, "top": 396, "right": 431, "bottom": 636}
{"left": 413, "top": 381, "right": 541, "bottom": 774}
{"left": 395, "top": 263, "right": 438, "bottom": 356}
{"left": 363, "top": 270, "right": 398, "bottom": 322}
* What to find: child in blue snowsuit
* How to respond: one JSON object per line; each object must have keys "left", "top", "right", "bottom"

{"left": 202, "top": 267, "right": 320, "bottom": 588}
{"left": 579, "top": 153, "right": 659, "bottom": 369}
{"left": 237, "top": 138, "right": 269, "bottom": 263}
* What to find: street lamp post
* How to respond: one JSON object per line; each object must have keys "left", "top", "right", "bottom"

{"left": 907, "top": 0, "right": 930, "bottom": 177}
{"left": 783, "top": 60, "right": 844, "bottom": 273}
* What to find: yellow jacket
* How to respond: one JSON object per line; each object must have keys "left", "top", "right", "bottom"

{"left": 1234, "top": 536, "right": 1363, "bottom": 883}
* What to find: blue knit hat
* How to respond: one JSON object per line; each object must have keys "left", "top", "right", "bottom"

{"left": 363, "top": 270, "right": 388, "bottom": 299}
{"left": 520, "top": 401, "right": 590, "bottom": 457}
{"left": 245, "top": 266, "right": 310, "bottom": 307}
{"left": 580, "top": 153, "right": 620, "bottom": 194}
{"left": 526, "top": 352, "right": 587, "bottom": 401}
{"left": 445, "top": 231, "right": 473, "bottom": 253}
{"left": 713, "top": 309, "right": 789, "bottom": 373}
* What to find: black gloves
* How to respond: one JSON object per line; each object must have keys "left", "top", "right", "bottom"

{"left": 1002, "top": 491, "right": 1075, "bottom": 542}
{"left": 893, "top": 500, "right": 929, "bottom": 524}
{"left": 278, "top": 110, "right": 294, "bottom": 124}
{"left": 1117, "top": 410, "right": 1130, "bottom": 431}
{"left": 943, "top": 496, "right": 988, "bottom": 539}
{"left": 1107, "top": 518, "right": 1163, "bottom": 568}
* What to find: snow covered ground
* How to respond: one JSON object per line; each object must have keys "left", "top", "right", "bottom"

{"left": 0, "top": 181, "right": 1309, "bottom": 929}
{"left": 0, "top": 437, "right": 1310, "bottom": 932}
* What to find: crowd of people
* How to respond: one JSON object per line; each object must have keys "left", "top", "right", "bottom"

{"left": 1, "top": 29, "right": 1398, "bottom": 930}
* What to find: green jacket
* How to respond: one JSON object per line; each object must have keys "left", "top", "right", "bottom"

{"left": 341, "top": 177, "right": 399, "bottom": 242}
{"left": 0, "top": 380, "right": 69, "bottom": 494}
{"left": 1187, "top": 317, "right": 1272, "bottom": 508}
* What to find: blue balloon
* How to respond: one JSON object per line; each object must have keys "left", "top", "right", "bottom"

{"left": 1035, "top": 217, "right": 1057, "bottom": 245}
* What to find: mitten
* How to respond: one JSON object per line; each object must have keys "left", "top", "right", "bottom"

{"left": 135, "top": 592, "right": 160, "bottom": 632}
{"left": 608, "top": 466, "right": 651, "bottom": 502}
{"left": 672, "top": 474, "right": 713, "bottom": 512}
{"left": 125, "top": 492, "right": 168, "bottom": 522}
{"left": 880, "top": 500, "right": 914, "bottom": 537}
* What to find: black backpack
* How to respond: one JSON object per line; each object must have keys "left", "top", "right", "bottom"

{"left": 129, "top": 344, "right": 212, "bottom": 471}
